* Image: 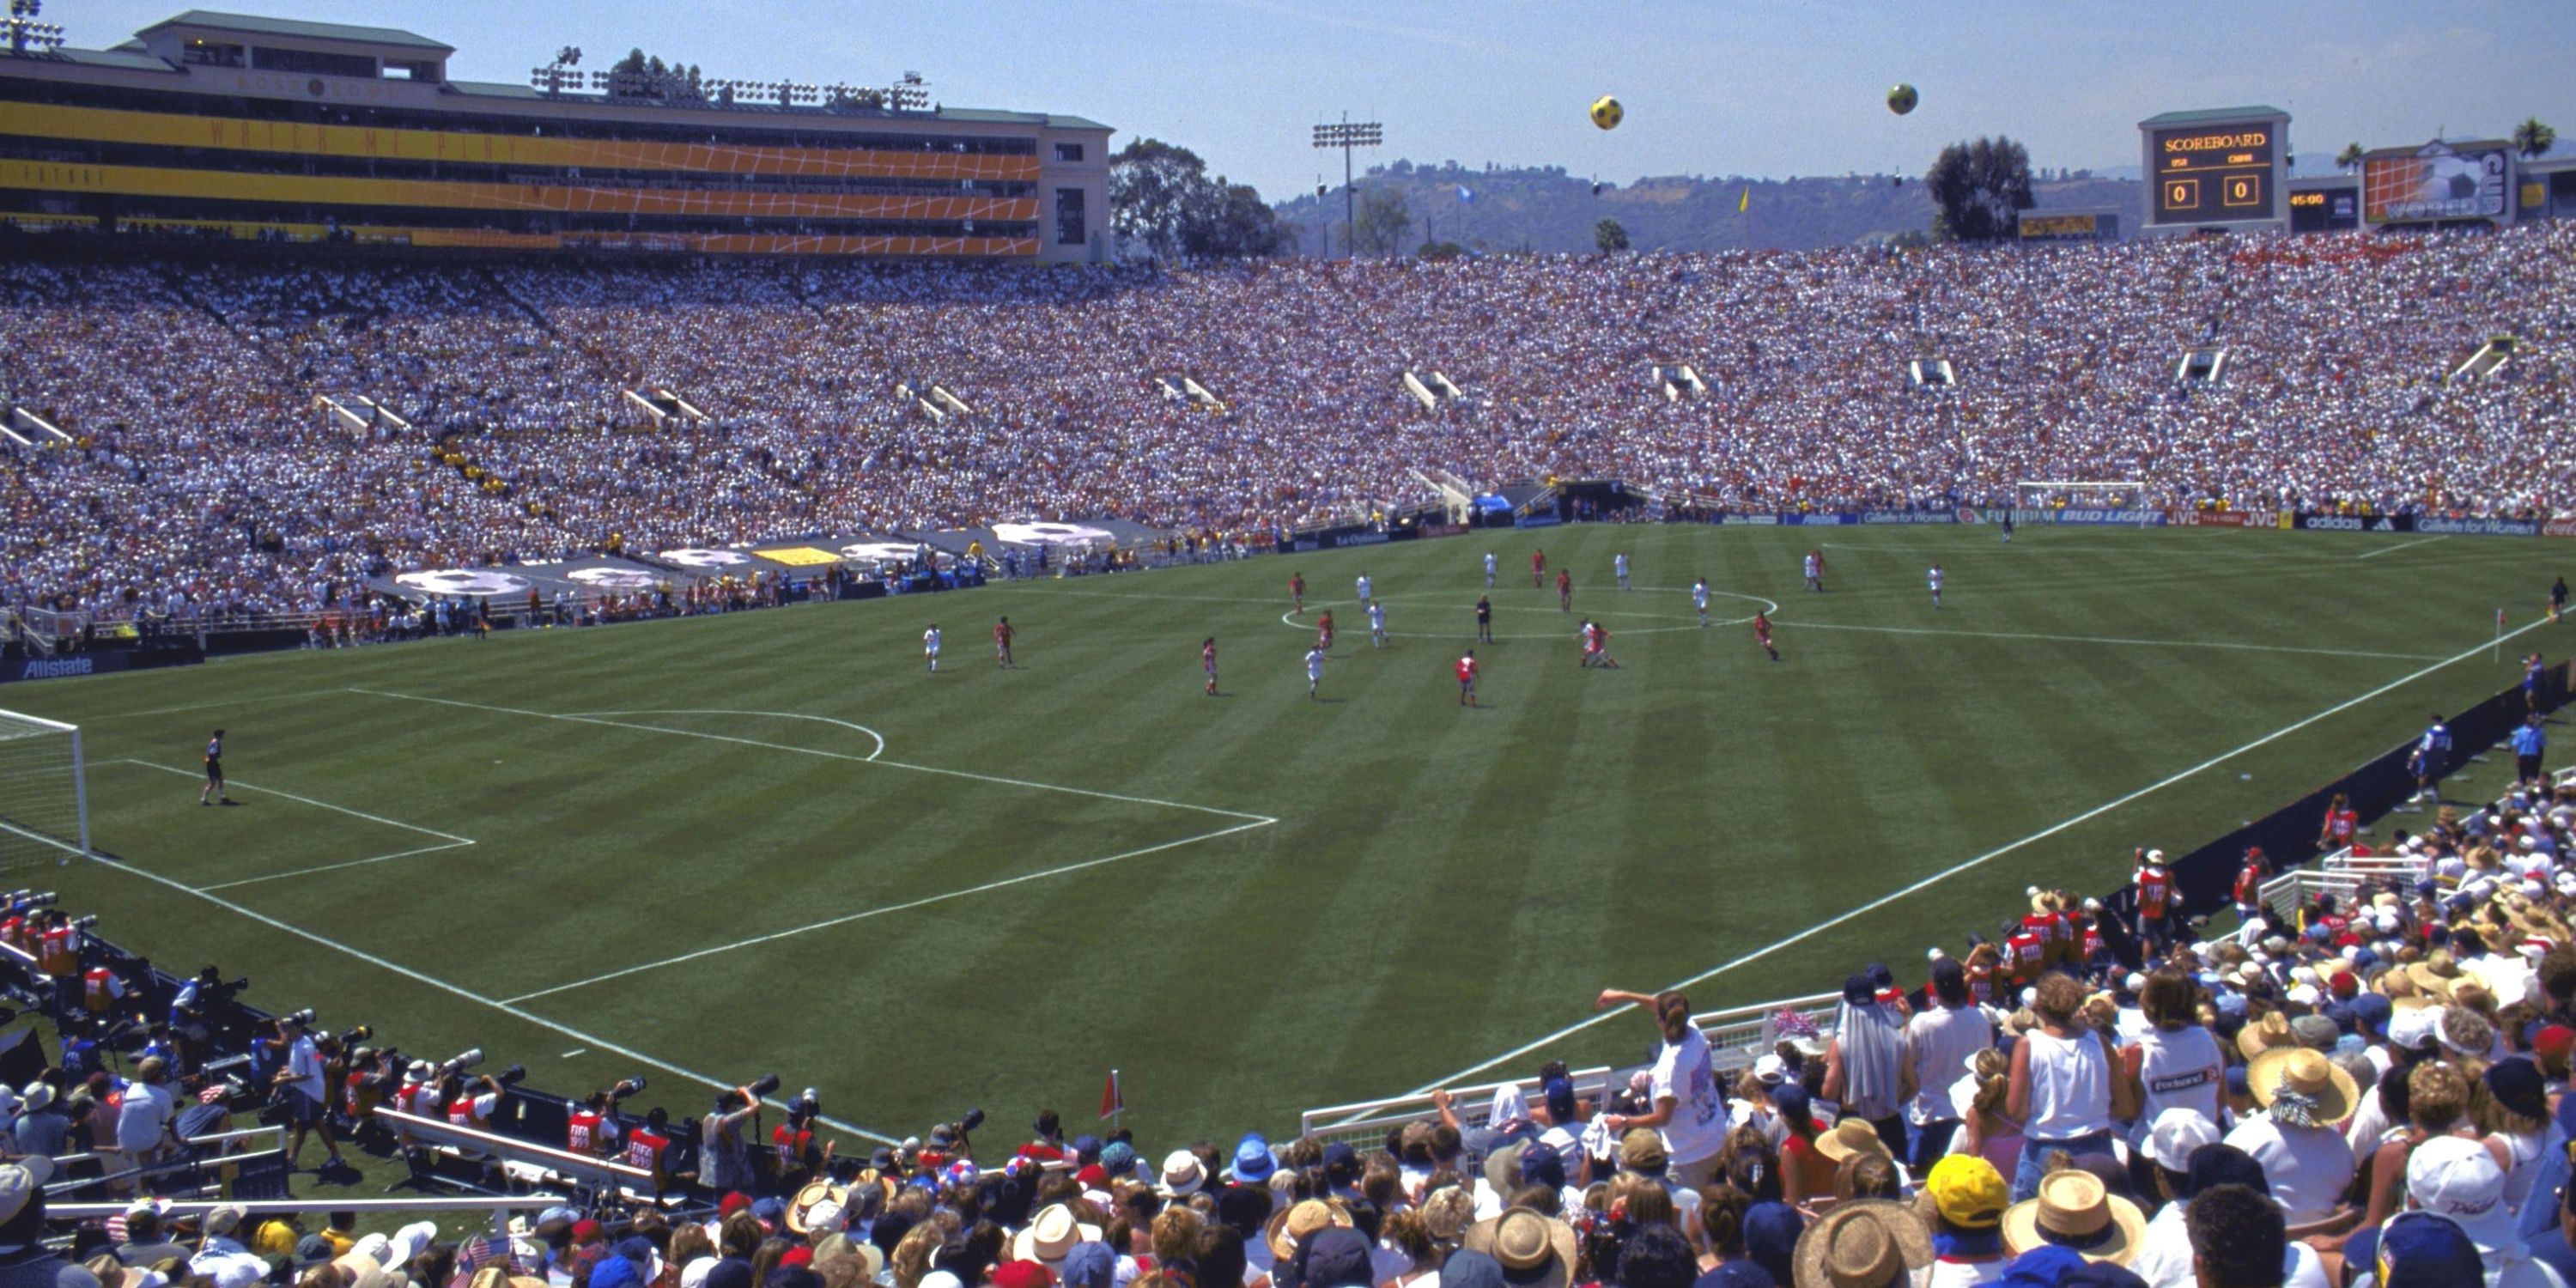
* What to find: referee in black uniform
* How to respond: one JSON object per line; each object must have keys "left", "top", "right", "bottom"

{"left": 198, "top": 729, "right": 231, "bottom": 805}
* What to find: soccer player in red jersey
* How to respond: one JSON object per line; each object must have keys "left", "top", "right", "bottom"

{"left": 1594, "top": 622, "right": 1619, "bottom": 669}
{"left": 1556, "top": 569, "right": 1572, "bottom": 612}
{"left": 1290, "top": 572, "right": 1306, "bottom": 614}
{"left": 1201, "top": 637, "right": 1218, "bottom": 696}
{"left": 1530, "top": 549, "right": 1546, "bottom": 588}
{"left": 2317, "top": 792, "right": 2358, "bottom": 852}
{"left": 1752, "top": 611, "right": 1779, "bottom": 661}
{"left": 1316, "top": 609, "right": 1334, "bottom": 652}
{"left": 993, "top": 617, "right": 1016, "bottom": 668}
{"left": 1455, "top": 649, "right": 1479, "bottom": 707}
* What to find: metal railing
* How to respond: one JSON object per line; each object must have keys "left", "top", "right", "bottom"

{"left": 1297, "top": 991, "right": 1840, "bottom": 1147}
{"left": 2256, "top": 847, "right": 2427, "bottom": 920}
{"left": 49, "top": 1194, "right": 569, "bottom": 1233}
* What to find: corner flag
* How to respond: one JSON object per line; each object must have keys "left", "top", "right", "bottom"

{"left": 1099, "top": 1069, "right": 1122, "bottom": 1120}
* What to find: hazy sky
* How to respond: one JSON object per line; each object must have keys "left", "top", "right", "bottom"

{"left": 66, "top": 0, "right": 2576, "bottom": 196}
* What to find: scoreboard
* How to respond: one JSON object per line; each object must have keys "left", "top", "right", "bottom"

{"left": 2139, "top": 107, "right": 2289, "bottom": 233}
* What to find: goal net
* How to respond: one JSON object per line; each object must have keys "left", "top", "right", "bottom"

{"left": 2014, "top": 480, "right": 2154, "bottom": 525}
{"left": 0, "top": 710, "right": 88, "bottom": 869}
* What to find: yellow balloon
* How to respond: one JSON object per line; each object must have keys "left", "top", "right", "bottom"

{"left": 1589, "top": 96, "right": 1623, "bottom": 131}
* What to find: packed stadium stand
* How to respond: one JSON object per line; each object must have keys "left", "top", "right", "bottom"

{"left": 2, "top": 224, "right": 2572, "bottom": 620}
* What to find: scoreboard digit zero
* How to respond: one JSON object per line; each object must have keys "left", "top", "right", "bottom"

{"left": 2153, "top": 128, "right": 2273, "bottom": 222}
{"left": 2139, "top": 107, "right": 2290, "bottom": 233}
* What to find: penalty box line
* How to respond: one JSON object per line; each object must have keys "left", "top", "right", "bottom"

{"left": 501, "top": 816, "right": 1275, "bottom": 1003}
{"left": 349, "top": 689, "right": 1274, "bottom": 824}
{"left": 106, "top": 760, "right": 477, "bottom": 891}
{"left": 345, "top": 689, "right": 1282, "bottom": 1000}
{"left": 1379, "top": 612, "right": 2555, "bottom": 1103}
{"left": 71, "top": 842, "right": 907, "bottom": 1147}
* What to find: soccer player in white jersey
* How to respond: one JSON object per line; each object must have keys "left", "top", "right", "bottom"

{"left": 1692, "top": 578, "right": 1710, "bottom": 628}
{"left": 923, "top": 624, "right": 942, "bottom": 672}
{"left": 1305, "top": 646, "right": 1327, "bottom": 699}
{"left": 1927, "top": 564, "right": 1944, "bottom": 610}
{"left": 1356, "top": 572, "right": 1373, "bottom": 603}
{"left": 1483, "top": 551, "right": 1497, "bottom": 586}
{"left": 1614, "top": 552, "right": 1631, "bottom": 592}
{"left": 1802, "top": 550, "right": 1824, "bottom": 593}
{"left": 1367, "top": 600, "right": 1387, "bottom": 647}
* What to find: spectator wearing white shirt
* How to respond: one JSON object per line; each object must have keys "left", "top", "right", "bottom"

{"left": 266, "top": 1015, "right": 341, "bottom": 1172}
{"left": 110, "top": 1058, "right": 176, "bottom": 1186}
{"left": 2221, "top": 1048, "right": 2356, "bottom": 1228}
{"left": 1592, "top": 988, "right": 1729, "bottom": 1190}
{"left": 1904, "top": 958, "right": 1994, "bottom": 1170}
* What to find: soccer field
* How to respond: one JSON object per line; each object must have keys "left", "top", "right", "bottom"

{"left": 3, "top": 524, "right": 2558, "bottom": 1147}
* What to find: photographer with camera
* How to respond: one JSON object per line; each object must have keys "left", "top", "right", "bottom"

{"left": 702, "top": 1076, "right": 773, "bottom": 1194}
{"left": 569, "top": 1078, "right": 642, "bottom": 1157}
{"left": 168, "top": 967, "right": 222, "bottom": 1072}
{"left": 264, "top": 1012, "right": 343, "bottom": 1175}
{"left": 771, "top": 1089, "right": 828, "bottom": 1183}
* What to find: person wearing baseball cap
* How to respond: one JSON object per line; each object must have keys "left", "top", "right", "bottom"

{"left": 2403, "top": 1136, "right": 2555, "bottom": 1285}
{"left": 1921, "top": 1157, "right": 2008, "bottom": 1287}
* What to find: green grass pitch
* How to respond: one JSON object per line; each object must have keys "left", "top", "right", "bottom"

{"left": 3, "top": 524, "right": 2560, "bottom": 1147}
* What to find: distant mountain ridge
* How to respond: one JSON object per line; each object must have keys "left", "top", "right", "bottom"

{"left": 1269, "top": 160, "right": 2146, "bottom": 254}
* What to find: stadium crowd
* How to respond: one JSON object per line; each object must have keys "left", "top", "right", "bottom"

{"left": 0, "top": 752, "right": 2571, "bottom": 1288}
{"left": 3, "top": 222, "right": 2572, "bottom": 622}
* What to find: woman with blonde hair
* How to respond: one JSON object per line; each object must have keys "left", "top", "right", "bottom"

{"left": 890, "top": 1223, "right": 945, "bottom": 1288}
{"left": 1953, "top": 1047, "right": 2024, "bottom": 1181}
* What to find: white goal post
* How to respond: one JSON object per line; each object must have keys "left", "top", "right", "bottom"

{"left": 2013, "top": 480, "right": 2154, "bottom": 526}
{"left": 0, "top": 709, "right": 88, "bottom": 867}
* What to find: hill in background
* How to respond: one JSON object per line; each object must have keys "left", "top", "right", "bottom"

{"left": 1269, "top": 160, "right": 2145, "bottom": 254}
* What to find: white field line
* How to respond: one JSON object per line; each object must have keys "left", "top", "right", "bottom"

{"left": 112, "top": 760, "right": 474, "bottom": 843}
{"left": 351, "top": 689, "right": 1273, "bottom": 823}
{"left": 193, "top": 841, "right": 475, "bottom": 892}
{"left": 2357, "top": 536, "right": 2450, "bottom": 560}
{"left": 565, "top": 709, "right": 885, "bottom": 761}
{"left": 1384, "top": 613, "right": 2554, "bottom": 1098}
{"left": 1765, "top": 620, "right": 2445, "bottom": 663}
{"left": 503, "top": 817, "right": 1276, "bottom": 1003}
{"left": 70, "top": 845, "right": 905, "bottom": 1145}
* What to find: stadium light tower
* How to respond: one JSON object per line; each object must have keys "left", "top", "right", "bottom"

{"left": 1312, "top": 114, "right": 1382, "bottom": 258}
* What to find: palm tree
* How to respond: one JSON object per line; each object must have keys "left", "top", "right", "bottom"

{"left": 2336, "top": 143, "right": 2366, "bottom": 173}
{"left": 2513, "top": 118, "right": 2557, "bottom": 159}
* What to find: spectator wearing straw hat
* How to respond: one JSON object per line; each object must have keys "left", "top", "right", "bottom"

{"left": 2002, "top": 1170, "right": 2146, "bottom": 1267}
{"left": 0, "top": 1156, "right": 86, "bottom": 1288}
{"left": 1790, "top": 1199, "right": 1932, "bottom": 1288}
{"left": 1460, "top": 1208, "right": 1576, "bottom": 1288}
{"left": 2223, "top": 1048, "right": 2356, "bottom": 1227}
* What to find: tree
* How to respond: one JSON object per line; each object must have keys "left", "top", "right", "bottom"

{"left": 1594, "top": 218, "right": 1630, "bottom": 254}
{"left": 2336, "top": 143, "right": 2366, "bottom": 173}
{"left": 1923, "top": 137, "right": 2034, "bottom": 243}
{"left": 1417, "top": 240, "right": 1466, "bottom": 260}
{"left": 1110, "top": 139, "right": 1213, "bottom": 260}
{"left": 1182, "top": 179, "right": 1289, "bottom": 258}
{"left": 1109, "top": 139, "right": 1287, "bottom": 260}
{"left": 1347, "top": 187, "right": 1413, "bottom": 257}
{"left": 2513, "top": 118, "right": 2557, "bottom": 159}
